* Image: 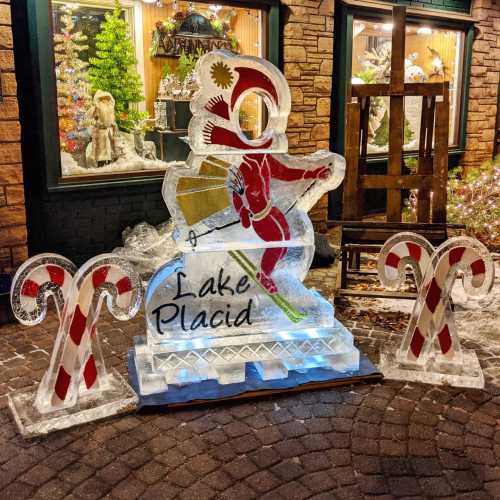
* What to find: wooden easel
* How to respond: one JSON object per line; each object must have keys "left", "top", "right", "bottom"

{"left": 334, "top": 6, "right": 456, "bottom": 300}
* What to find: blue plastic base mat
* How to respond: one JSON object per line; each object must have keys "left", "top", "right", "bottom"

{"left": 128, "top": 350, "right": 381, "bottom": 408}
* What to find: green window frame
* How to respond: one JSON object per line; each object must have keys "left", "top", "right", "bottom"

{"left": 23, "top": 0, "right": 281, "bottom": 193}
{"left": 332, "top": 1, "right": 475, "bottom": 168}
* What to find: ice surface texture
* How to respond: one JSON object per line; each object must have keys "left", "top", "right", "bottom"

{"left": 378, "top": 232, "right": 495, "bottom": 388}
{"left": 134, "top": 50, "right": 359, "bottom": 394}
{"left": 9, "top": 253, "right": 142, "bottom": 436}
{"left": 113, "top": 220, "right": 180, "bottom": 280}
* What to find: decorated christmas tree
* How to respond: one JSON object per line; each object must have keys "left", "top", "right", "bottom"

{"left": 54, "top": 3, "right": 90, "bottom": 155}
{"left": 89, "top": 0, "right": 144, "bottom": 130}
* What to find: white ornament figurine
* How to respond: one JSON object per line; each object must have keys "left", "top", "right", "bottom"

{"left": 8, "top": 254, "right": 142, "bottom": 437}
{"left": 87, "top": 90, "right": 119, "bottom": 167}
{"left": 378, "top": 232, "right": 495, "bottom": 388}
{"left": 132, "top": 50, "right": 359, "bottom": 395}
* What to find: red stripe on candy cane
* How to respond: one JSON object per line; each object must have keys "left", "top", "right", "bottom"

{"left": 92, "top": 266, "right": 109, "bottom": 289}
{"left": 69, "top": 305, "right": 87, "bottom": 346}
{"left": 46, "top": 265, "right": 65, "bottom": 287}
{"left": 54, "top": 365, "right": 71, "bottom": 401}
{"left": 425, "top": 278, "right": 442, "bottom": 314}
{"left": 406, "top": 242, "right": 422, "bottom": 262}
{"left": 385, "top": 252, "right": 401, "bottom": 269}
{"left": 21, "top": 279, "right": 40, "bottom": 298}
{"left": 470, "top": 258, "right": 486, "bottom": 276}
{"left": 438, "top": 324, "right": 452, "bottom": 354}
{"left": 410, "top": 327, "right": 425, "bottom": 358}
{"left": 116, "top": 276, "right": 132, "bottom": 295}
{"left": 83, "top": 355, "right": 97, "bottom": 389}
{"left": 449, "top": 246, "right": 466, "bottom": 266}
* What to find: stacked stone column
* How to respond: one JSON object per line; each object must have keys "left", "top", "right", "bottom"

{"left": 0, "top": 0, "right": 27, "bottom": 273}
{"left": 282, "top": 0, "right": 334, "bottom": 231}
{"left": 463, "top": 0, "right": 500, "bottom": 170}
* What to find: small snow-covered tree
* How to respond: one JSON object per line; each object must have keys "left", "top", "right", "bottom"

{"left": 54, "top": 3, "right": 90, "bottom": 154}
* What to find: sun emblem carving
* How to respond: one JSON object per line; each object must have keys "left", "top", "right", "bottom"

{"left": 210, "top": 61, "right": 234, "bottom": 89}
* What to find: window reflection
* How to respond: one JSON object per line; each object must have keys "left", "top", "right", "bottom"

{"left": 51, "top": 1, "right": 265, "bottom": 180}
{"left": 351, "top": 19, "right": 464, "bottom": 153}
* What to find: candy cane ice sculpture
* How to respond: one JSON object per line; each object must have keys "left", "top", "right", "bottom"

{"left": 378, "top": 234, "right": 494, "bottom": 388}
{"left": 8, "top": 253, "right": 142, "bottom": 437}
{"left": 378, "top": 233, "right": 460, "bottom": 363}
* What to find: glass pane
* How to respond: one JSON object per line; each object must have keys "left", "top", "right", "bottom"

{"left": 52, "top": 4, "right": 125, "bottom": 63}
{"left": 51, "top": 1, "right": 265, "bottom": 180}
{"left": 352, "top": 18, "right": 464, "bottom": 153}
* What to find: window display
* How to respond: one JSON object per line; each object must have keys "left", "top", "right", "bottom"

{"left": 351, "top": 19, "right": 464, "bottom": 154}
{"left": 51, "top": 0, "right": 266, "bottom": 180}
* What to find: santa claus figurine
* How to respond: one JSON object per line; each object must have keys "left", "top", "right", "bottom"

{"left": 87, "top": 90, "right": 118, "bottom": 167}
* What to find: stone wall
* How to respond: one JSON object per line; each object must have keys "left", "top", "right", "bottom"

{"left": 462, "top": 0, "right": 500, "bottom": 169}
{"left": 0, "top": 0, "right": 27, "bottom": 273}
{"left": 282, "top": 0, "right": 334, "bottom": 231}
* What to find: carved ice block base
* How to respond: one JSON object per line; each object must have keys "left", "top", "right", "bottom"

{"left": 133, "top": 319, "right": 359, "bottom": 395}
{"left": 8, "top": 370, "right": 138, "bottom": 438}
{"left": 379, "top": 349, "right": 484, "bottom": 389}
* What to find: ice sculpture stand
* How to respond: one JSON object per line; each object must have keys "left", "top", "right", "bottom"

{"left": 131, "top": 50, "right": 361, "bottom": 397}
{"left": 129, "top": 351, "right": 380, "bottom": 408}
{"left": 133, "top": 251, "right": 361, "bottom": 395}
{"left": 8, "top": 254, "right": 142, "bottom": 437}
{"left": 378, "top": 349, "right": 484, "bottom": 389}
{"left": 377, "top": 233, "right": 494, "bottom": 389}
{"left": 9, "top": 372, "right": 137, "bottom": 438}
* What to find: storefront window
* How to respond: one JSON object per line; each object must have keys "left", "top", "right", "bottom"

{"left": 351, "top": 18, "right": 464, "bottom": 154}
{"left": 51, "top": 0, "right": 266, "bottom": 180}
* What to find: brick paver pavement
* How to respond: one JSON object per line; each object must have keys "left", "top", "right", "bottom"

{"left": 0, "top": 266, "right": 499, "bottom": 499}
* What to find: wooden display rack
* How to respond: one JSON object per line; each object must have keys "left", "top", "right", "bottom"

{"left": 333, "top": 6, "right": 461, "bottom": 300}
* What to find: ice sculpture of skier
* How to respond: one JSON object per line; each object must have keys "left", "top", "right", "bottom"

{"left": 194, "top": 58, "right": 333, "bottom": 293}
{"left": 133, "top": 50, "right": 359, "bottom": 393}
{"left": 228, "top": 154, "right": 330, "bottom": 294}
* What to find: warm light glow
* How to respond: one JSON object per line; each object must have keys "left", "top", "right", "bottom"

{"left": 417, "top": 26, "right": 433, "bottom": 35}
{"left": 209, "top": 4, "right": 222, "bottom": 15}
{"left": 353, "top": 21, "right": 365, "bottom": 37}
{"left": 382, "top": 23, "right": 393, "bottom": 32}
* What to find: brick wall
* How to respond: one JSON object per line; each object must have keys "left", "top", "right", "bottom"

{"left": 0, "top": 1, "right": 27, "bottom": 273}
{"left": 34, "top": 185, "right": 167, "bottom": 266}
{"left": 282, "top": 0, "right": 334, "bottom": 231}
{"left": 462, "top": 0, "right": 500, "bottom": 169}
